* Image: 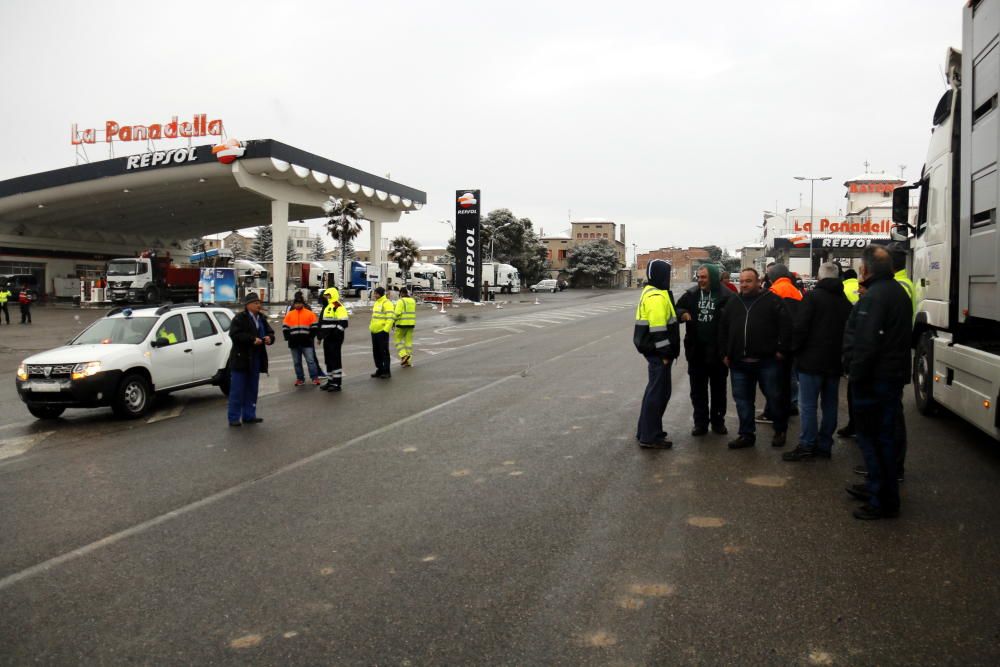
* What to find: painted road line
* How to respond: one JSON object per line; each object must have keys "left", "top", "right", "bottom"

{"left": 0, "top": 431, "right": 55, "bottom": 462}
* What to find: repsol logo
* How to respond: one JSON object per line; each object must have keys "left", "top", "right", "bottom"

{"left": 125, "top": 147, "right": 198, "bottom": 170}
{"left": 820, "top": 238, "right": 873, "bottom": 248}
{"left": 465, "top": 228, "right": 476, "bottom": 287}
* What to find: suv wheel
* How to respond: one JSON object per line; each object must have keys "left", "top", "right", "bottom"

{"left": 27, "top": 404, "right": 65, "bottom": 420}
{"left": 217, "top": 368, "right": 231, "bottom": 397}
{"left": 112, "top": 373, "right": 152, "bottom": 419}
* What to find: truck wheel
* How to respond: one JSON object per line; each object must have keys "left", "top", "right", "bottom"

{"left": 913, "top": 332, "right": 938, "bottom": 416}
{"left": 112, "top": 373, "right": 152, "bottom": 419}
{"left": 217, "top": 368, "right": 231, "bottom": 397}
{"left": 27, "top": 404, "right": 65, "bottom": 420}
{"left": 145, "top": 286, "right": 160, "bottom": 304}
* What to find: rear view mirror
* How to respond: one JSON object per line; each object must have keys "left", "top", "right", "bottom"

{"left": 890, "top": 224, "right": 910, "bottom": 243}
{"left": 150, "top": 338, "right": 166, "bottom": 348}
{"left": 892, "top": 186, "right": 911, "bottom": 224}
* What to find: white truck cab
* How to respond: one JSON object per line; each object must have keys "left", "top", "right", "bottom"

{"left": 16, "top": 304, "right": 235, "bottom": 420}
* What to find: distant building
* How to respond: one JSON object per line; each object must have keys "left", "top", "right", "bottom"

{"left": 540, "top": 219, "right": 628, "bottom": 286}
{"left": 637, "top": 247, "right": 711, "bottom": 283}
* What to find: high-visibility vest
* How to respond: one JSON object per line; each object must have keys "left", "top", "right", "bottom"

{"left": 369, "top": 296, "right": 395, "bottom": 334}
{"left": 282, "top": 307, "right": 318, "bottom": 342}
{"left": 769, "top": 277, "right": 802, "bottom": 301}
{"left": 320, "top": 299, "right": 350, "bottom": 334}
{"left": 0, "top": 289, "right": 10, "bottom": 304}
{"left": 394, "top": 297, "right": 417, "bottom": 327}
{"left": 894, "top": 269, "right": 917, "bottom": 319}
{"left": 634, "top": 285, "right": 677, "bottom": 356}
{"left": 843, "top": 278, "right": 860, "bottom": 304}
{"left": 157, "top": 328, "right": 178, "bottom": 345}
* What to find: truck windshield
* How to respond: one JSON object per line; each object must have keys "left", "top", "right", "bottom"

{"left": 72, "top": 317, "right": 157, "bottom": 345}
{"left": 107, "top": 261, "right": 140, "bottom": 276}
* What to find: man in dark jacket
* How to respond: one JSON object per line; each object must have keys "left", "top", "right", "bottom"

{"left": 718, "top": 267, "right": 792, "bottom": 449}
{"left": 676, "top": 264, "right": 732, "bottom": 436}
{"left": 842, "top": 246, "right": 912, "bottom": 520}
{"left": 227, "top": 292, "right": 274, "bottom": 427}
{"left": 783, "top": 262, "right": 853, "bottom": 461}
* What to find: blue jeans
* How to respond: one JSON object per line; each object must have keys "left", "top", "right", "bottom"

{"left": 290, "top": 345, "right": 320, "bottom": 381}
{"left": 797, "top": 372, "right": 840, "bottom": 453}
{"left": 851, "top": 379, "right": 904, "bottom": 512}
{"left": 227, "top": 357, "right": 260, "bottom": 424}
{"left": 637, "top": 355, "right": 672, "bottom": 443}
{"left": 730, "top": 358, "right": 785, "bottom": 439}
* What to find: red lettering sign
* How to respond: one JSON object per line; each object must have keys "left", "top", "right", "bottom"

{"left": 71, "top": 115, "right": 223, "bottom": 144}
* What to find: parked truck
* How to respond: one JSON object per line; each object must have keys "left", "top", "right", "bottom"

{"left": 107, "top": 251, "right": 199, "bottom": 304}
{"left": 301, "top": 260, "right": 367, "bottom": 297}
{"left": 892, "top": 0, "right": 1000, "bottom": 439}
{"left": 409, "top": 262, "right": 447, "bottom": 291}
{"left": 480, "top": 262, "right": 521, "bottom": 294}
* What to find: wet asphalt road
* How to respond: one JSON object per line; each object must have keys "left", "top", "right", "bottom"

{"left": 1, "top": 290, "right": 999, "bottom": 665}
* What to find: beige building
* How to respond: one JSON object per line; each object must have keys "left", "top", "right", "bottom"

{"left": 636, "top": 247, "right": 711, "bottom": 283}
{"left": 540, "top": 219, "right": 628, "bottom": 286}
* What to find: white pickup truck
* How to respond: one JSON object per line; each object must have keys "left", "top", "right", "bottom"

{"left": 16, "top": 304, "right": 235, "bottom": 420}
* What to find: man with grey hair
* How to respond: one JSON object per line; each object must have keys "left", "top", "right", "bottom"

{"left": 783, "top": 262, "right": 853, "bottom": 461}
{"left": 842, "top": 245, "right": 912, "bottom": 520}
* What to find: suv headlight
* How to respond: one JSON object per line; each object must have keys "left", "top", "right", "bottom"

{"left": 16, "top": 363, "right": 27, "bottom": 381}
{"left": 71, "top": 361, "right": 102, "bottom": 380}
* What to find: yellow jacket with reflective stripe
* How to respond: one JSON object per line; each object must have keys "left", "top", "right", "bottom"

{"left": 633, "top": 285, "right": 680, "bottom": 358}
{"left": 0, "top": 289, "right": 10, "bottom": 304}
{"left": 894, "top": 269, "right": 917, "bottom": 319}
{"left": 843, "top": 278, "right": 860, "bottom": 304}
{"left": 369, "top": 296, "right": 395, "bottom": 333}
{"left": 322, "top": 287, "right": 340, "bottom": 303}
{"left": 394, "top": 297, "right": 417, "bottom": 327}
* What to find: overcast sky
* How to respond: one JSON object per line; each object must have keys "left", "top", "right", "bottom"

{"left": 0, "top": 0, "right": 962, "bottom": 255}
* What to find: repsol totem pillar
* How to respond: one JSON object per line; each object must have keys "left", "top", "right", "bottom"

{"left": 456, "top": 190, "right": 482, "bottom": 302}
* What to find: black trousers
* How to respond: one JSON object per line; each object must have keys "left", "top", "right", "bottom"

{"left": 688, "top": 357, "right": 728, "bottom": 427}
{"left": 0, "top": 302, "right": 8, "bottom": 324}
{"left": 20, "top": 303, "right": 31, "bottom": 324}
{"left": 323, "top": 329, "right": 345, "bottom": 387}
{"left": 371, "top": 331, "right": 391, "bottom": 376}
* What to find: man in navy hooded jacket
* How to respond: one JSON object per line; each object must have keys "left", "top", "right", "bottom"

{"left": 633, "top": 259, "right": 681, "bottom": 448}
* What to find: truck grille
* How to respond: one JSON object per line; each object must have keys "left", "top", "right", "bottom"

{"left": 26, "top": 364, "right": 74, "bottom": 378}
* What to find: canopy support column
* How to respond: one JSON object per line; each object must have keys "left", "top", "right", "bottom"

{"left": 271, "top": 199, "right": 289, "bottom": 303}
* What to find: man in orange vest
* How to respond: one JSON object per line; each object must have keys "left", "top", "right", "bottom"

{"left": 759, "top": 263, "right": 802, "bottom": 447}
{"left": 282, "top": 292, "right": 321, "bottom": 386}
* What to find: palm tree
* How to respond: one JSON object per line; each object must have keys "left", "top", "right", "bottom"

{"left": 388, "top": 236, "right": 420, "bottom": 287}
{"left": 322, "top": 197, "right": 365, "bottom": 290}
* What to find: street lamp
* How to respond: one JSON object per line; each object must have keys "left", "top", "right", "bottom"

{"left": 793, "top": 176, "right": 831, "bottom": 276}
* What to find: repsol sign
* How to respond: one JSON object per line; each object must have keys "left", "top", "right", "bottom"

{"left": 455, "top": 190, "right": 481, "bottom": 301}
{"left": 820, "top": 237, "right": 874, "bottom": 248}
{"left": 125, "top": 147, "right": 198, "bottom": 170}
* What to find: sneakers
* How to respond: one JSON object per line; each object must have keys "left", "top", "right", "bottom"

{"left": 853, "top": 504, "right": 899, "bottom": 520}
{"left": 845, "top": 484, "right": 870, "bottom": 501}
{"left": 711, "top": 422, "right": 729, "bottom": 435}
{"left": 294, "top": 379, "right": 305, "bottom": 387}
{"left": 639, "top": 438, "right": 673, "bottom": 449}
{"left": 401, "top": 355, "right": 412, "bottom": 367}
{"left": 782, "top": 446, "right": 814, "bottom": 462}
{"left": 312, "top": 378, "right": 322, "bottom": 385}
{"left": 691, "top": 425, "right": 709, "bottom": 436}
{"left": 755, "top": 411, "right": 773, "bottom": 424}
{"left": 771, "top": 431, "right": 787, "bottom": 448}
{"left": 728, "top": 435, "right": 755, "bottom": 449}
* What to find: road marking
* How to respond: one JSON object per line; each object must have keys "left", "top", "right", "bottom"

{"left": 146, "top": 404, "right": 185, "bottom": 424}
{"left": 0, "top": 332, "right": 614, "bottom": 591}
{"left": 0, "top": 431, "right": 55, "bottom": 462}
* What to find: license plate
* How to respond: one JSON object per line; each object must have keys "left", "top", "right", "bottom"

{"left": 30, "top": 382, "right": 62, "bottom": 393}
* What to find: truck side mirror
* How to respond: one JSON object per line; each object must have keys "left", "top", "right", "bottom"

{"left": 892, "top": 186, "right": 911, "bottom": 224}
{"left": 890, "top": 224, "right": 910, "bottom": 243}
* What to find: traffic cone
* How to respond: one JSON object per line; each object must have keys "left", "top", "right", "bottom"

{"left": 534, "top": 295, "right": 540, "bottom": 305}
{"left": 439, "top": 299, "right": 447, "bottom": 314}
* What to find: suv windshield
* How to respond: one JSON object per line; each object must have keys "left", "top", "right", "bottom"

{"left": 107, "top": 261, "right": 140, "bottom": 276}
{"left": 72, "top": 317, "right": 157, "bottom": 345}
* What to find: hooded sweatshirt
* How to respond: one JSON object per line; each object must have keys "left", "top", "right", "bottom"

{"left": 676, "top": 264, "right": 732, "bottom": 362}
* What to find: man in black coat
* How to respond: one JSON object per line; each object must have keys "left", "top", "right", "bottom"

{"left": 842, "top": 246, "right": 912, "bottom": 520}
{"left": 676, "top": 263, "right": 732, "bottom": 436}
{"left": 783, "top": 262, "right": 853, "bottom": 462}
{"left": 227, "top": 292, "right": 275, "bottom": 427}
{"left": 718, "top": 268, "right": 792, "bottom": 449}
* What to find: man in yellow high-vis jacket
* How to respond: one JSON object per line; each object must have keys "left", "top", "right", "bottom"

{"left": 393, "top": 287, "right": 417, "bottom": 367}
{"left": 0, "top": 286, "right": 10, "bottom": 325}
{"left": 369, "top": 286, "right": 394, "bottom": 378}
{"left": 633, "top": 259, "right": 680, "bottom": 449}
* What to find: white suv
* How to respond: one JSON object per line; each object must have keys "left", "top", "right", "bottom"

{"left": 16, "top": 304, "right": 235, "bottom": 420}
